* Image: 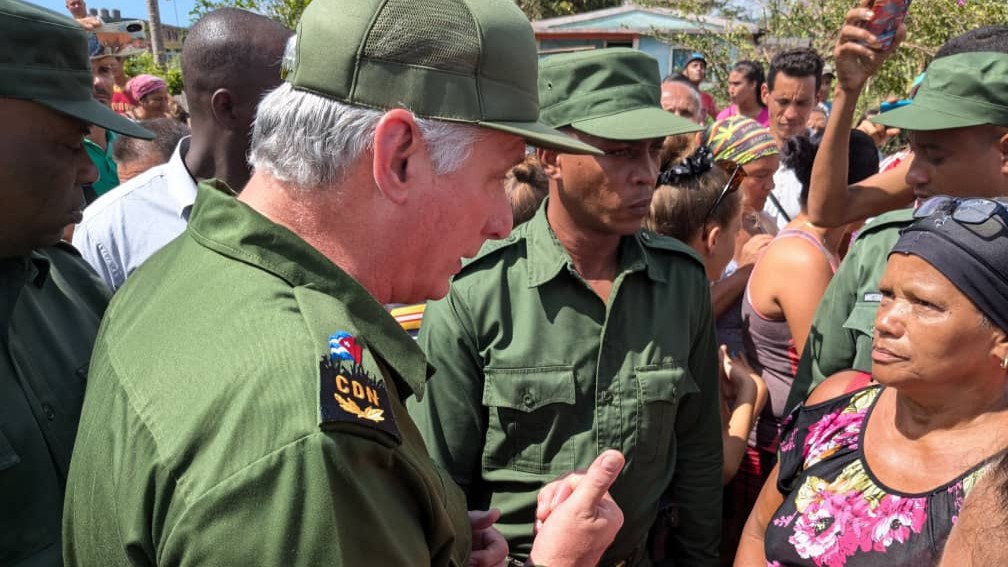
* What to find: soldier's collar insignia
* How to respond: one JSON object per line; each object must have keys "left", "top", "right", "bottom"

{"left": 319, "top": 334, "right": 400, "bottom": 443}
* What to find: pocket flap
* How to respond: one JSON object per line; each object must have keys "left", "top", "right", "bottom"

{"left": 0, "top": 429, "right": 21, "bottom": 472}
{"left": 483, "top": 366, "right": 576, "bottom": 412}
{"left": 635, "top": 363, "right": 698, "bottom": 403}
{"left": 842, "top": 301, "right": 879, "bottom": 335}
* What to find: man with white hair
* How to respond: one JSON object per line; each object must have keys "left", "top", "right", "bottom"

{"left": 661, "top": 74, "right": 704, "bottom": 124}
{"left": 63, "top": 0, "right": 624, "bottom": 565}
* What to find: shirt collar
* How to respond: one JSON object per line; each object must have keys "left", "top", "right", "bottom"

{"left": 525, "top": 198, "right": 660, "bottom": 288}
{"left": 186, "top": 180, "right": 432, "bottom": 397}
{"left": 0, "top": 252, "right": 51, "bottom": 289}
{"left": 164, "top": 137, "right": 199, "bottom": 220}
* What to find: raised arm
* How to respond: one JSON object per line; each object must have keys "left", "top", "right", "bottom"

{"left": 806, "top": 3, "right": 910, "bottom": 227}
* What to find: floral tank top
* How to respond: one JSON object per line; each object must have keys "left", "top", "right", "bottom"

{"left": 764, "top": 385, "right": 997, "bottom": 567}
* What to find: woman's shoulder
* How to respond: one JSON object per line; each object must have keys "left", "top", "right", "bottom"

{"left": 805, "top": 370, "right": 874, "bottom": 406}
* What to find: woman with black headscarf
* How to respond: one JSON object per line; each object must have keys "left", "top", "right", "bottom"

{"left": 736, "top": 196, "right": 1008, "bottom": 566}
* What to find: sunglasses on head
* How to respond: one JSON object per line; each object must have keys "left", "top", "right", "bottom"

{"left": 914, "top": 196, "right": 1008, "bottom": 227}
{"left": 702, "top": 160, "right": 746, "bottom": 226}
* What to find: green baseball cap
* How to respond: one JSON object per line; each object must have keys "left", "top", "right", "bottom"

{"left": 285, "top": 0, "right": 602, "bottom": 155}
{"left": 0, "top": 0, "right": 152, "bottom": 139}
{"left": 539, "top": 48, "right": 703, "bottom": 141}
{"left": 872, "top": 52, "right": 1008, "bottom": 131}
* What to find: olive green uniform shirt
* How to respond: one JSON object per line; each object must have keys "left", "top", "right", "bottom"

{"left": 0, "top": 244, "right": 109, "bottom": 566}
{"left": 410, "top": 203, "right": 722, "bottom": 566}
{"left": 63, "top": 181, "right": 471, "bottom": 566}
{"left": 789, "top": 208, "right": 914, "bottom": 411}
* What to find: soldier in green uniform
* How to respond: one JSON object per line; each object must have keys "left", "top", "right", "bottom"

{"left": 410, "top": 49, "right": 722, "bottom": 566}
{"left": 790, "top": 18, "right": 1008, "bottom": 410}
{"left": 62, "top": 0, "right": 628, "bottom": 565}
{"left": 0, "top": 2, "right": 153, "bottom": 565}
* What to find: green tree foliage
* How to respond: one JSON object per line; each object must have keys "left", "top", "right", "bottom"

{"left": 188, "top": 0, "right": 310, "bottom": 29}
{"left": 123, "top": 51, "right": 185, "bottom": 95}
{"left": 653, "top": 0, "right": 1008, "bottom": 113}
{"left": 515, "top": 0, "right": 621, "bottom": 21}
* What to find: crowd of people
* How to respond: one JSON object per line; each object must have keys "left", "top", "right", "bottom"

{"left": 3, "top": 0, "right": 1008, "bottom": 565}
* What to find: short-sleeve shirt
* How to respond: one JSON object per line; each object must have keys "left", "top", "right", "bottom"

{"left": 63, "top": 180, "right": 471, "bottom": 566}
{"left": 410, "top": 200, "right": 723, "bottom": 565}
{"left": 1, "top": 244, "right": 110, "bottom": 565}
{"left": 766, "top": 385, "right": 996, "bottom": 567}
{"left": 83, "top": 130, "right": 119, "bottom": 196}
{"left": 73, "top": 137, "right": 197, "bottom": 291}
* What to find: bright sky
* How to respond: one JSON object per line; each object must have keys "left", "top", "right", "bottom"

{"left": 32, "top": 0, "right": 198, "bottom": 28}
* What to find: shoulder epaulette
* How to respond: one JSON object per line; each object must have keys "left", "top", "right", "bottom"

{"left": 458, "top": 232, "right": 524, "bottom": 273}
{"left": 637, "top": 230, "right": 705, "bottom": 267}
{"left": 52, "top": 240, "right": 84, "bottom": 258}
{"left": 854, "top": 208, "right": 915, "bottom": 240}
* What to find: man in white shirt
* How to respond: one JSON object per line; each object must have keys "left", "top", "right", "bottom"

{"left": 760, "top": 48, "right": 823, "bottom": 228}
{"left": 73, "top": 8, "right": 291, "bottom": 290}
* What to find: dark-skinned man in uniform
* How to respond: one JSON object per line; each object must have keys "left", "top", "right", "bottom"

{"left": 0, "top": 1, "right": 152, "bottom": 564}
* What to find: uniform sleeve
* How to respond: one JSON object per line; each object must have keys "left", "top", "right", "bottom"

{"left": 789, "top": 247, "right": 861, "bottom": 413}
{"left": 408, "top": 289, "right": 487, "bottom": 501}
{"left": 666, "top": 280, "right": 723, "bottom": 565}
{"left": 159, "top": 432, "right": 467, "bottom": 567}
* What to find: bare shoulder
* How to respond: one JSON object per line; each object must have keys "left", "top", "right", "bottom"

{"left": 804, "top": 370, "right": 871, "bottom": 406}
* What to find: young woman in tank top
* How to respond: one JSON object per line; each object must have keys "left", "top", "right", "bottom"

{"left": 721, "top": 131, "right": 881, "bottom": 562}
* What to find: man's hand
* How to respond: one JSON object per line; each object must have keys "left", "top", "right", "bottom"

{"left": 856, "top": 118, "right": 901, "bottom": 148}
{"left": 468, "top": 509, "right": 508, "bottom": 567}
{"left": 834, "top": 1, "right": 907, "bottom": 94}
{"left": 528, "top": 450, "right": 625, "bottom": 567}
{"left": 75, "top": 15, "right": 103, "bottom": 30}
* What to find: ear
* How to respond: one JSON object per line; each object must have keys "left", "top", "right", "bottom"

{"left": 760, "top": 83, "right": 770, "bottom": 107}
{"left": 536, "top": 148, "right": 564, "bottom": 181}
{"left": 372, "top": 108, "right": 426, "bottom": 205}
{"left": 998, "top": 130, "right": 1008, "bottom": 177}
{"left": 209, "top": 88, "right": 240, "bottom": 129}
{"left": 704, "top": 223, "right": 722, "bottom": 254}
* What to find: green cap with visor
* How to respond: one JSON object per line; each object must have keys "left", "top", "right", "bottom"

{"left": 285, "top": 0, "right": 602, "bottom": 155}
{"left": 0, "top": 0, "right": 153, "bottom": 139}
{"left": 872, "top": 52, "right": 1008, "bottom": 131}
{"left": 538, "top": 48, "right": 703, "bottom": 141}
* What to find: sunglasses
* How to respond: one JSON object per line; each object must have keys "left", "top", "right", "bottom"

{"left": 914, "top": 196, "right": 1008, "bottom": 227}
{"left": 702, "top": 160, "right": 747, "bottom": 226}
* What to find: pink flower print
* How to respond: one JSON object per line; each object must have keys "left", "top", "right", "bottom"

{"left": 789, "top": 491, "right": 866, "bottom": 567}
{"left": 948, "top": 483, "right": 965, "bottom": 524}
{"left": 803, "top": 410, "right": 864, "bottom": 466}
{"left": 774, "top": 511, "right": 798, "bottom": 528}
{"left": 867, "top": 495, "right": 927, "bottom": 552}
{"left": 780, "top": 430, "right": 797, "bottom": 452}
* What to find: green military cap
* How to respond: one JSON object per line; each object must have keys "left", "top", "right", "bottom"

{"left": 538, "top": 48, "right": 703, "bottom": 141}
{"left": 873, "top": 52, "right": 1008, "bottom": 131}
{"left": 285, "top": 0, "right": 602, "bottom": 155}
{"left": 0, "top": 0, "right": 153, "bottom": 139}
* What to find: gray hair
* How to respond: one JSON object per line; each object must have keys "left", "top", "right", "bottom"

{"left": 249, "top": 37, "right": 484, "bottom": 190}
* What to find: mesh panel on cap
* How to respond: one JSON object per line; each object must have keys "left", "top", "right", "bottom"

{"left": 362, "top": 0, "right": 480, "bottom": 75}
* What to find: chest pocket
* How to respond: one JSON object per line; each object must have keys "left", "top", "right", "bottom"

{"left": 635, "top": 363, "right": 698, "bottom": 463}
{"left": 481, "top": 366, "right": 576, "bottom": 475}
{"left": 842, "top": 301, "right": 879, "bottom": 372}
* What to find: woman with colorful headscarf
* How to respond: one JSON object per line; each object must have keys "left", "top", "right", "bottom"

{"left": 702, "top": 117, "right": 780, "bottom": 362}
{"left": 738, "top": 196, "right": 1008, "bottom": 566}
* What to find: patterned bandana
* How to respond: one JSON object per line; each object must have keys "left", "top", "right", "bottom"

{"left": 701, "top": 115, "right": 778, "bottom": 166}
